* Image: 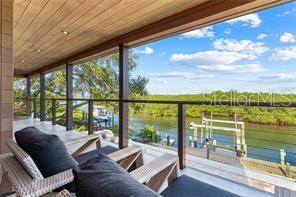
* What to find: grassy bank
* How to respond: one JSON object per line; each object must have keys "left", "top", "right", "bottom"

{"left": 137, "top": 92, "right": 296, "bottom": 126}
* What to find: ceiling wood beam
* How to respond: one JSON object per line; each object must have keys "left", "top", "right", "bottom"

{"left": 14, "top": 69, "right": 27, "bottom": 77}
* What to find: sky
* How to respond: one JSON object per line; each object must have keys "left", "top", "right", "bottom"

{"left": 132, "top": 1, "right": 296, "bottom": 95}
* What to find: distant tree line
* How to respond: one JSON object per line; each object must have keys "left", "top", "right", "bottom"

{"left": 140, "top": 92, "right": 296, "bottom": 126}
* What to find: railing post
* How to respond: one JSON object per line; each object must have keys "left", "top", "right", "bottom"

{"left": 52, "top": 99, "right": 56, "bottom": 125}
{"left": 178, "top": 103, "right": 186, "bottom": 169}
{"left": 88, "top": 100, "right": 94, "bottom": 135}
{"left": 206, "top": 146, "right": 210, "bottom": 159}
{"left": 66, "top": 64, "right": 73, "bottom": 131}
{"left": 33, "top": 98, "right": 37, "bottom": 119}
{"left": 26, "top": 76, "right": 31, "bottom": 116}
{"left": 40, "top": 73, "right": 46, "bottom": 121}
{"left": 285, "top": 162, "right": 291, "bottom": 178}
{"left": 119, "top": 44, "right": 129, "bottom": 149}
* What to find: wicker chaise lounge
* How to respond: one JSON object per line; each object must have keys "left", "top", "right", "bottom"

{"left": 0, "top": 133, "right": 179, "bottom": 197}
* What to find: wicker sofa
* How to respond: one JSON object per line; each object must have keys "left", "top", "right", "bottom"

{"left": 0, "top": 133, "right": 179, "bottom": 197}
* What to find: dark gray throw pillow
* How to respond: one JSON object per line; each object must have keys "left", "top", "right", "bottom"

{"left": 15, "top": 126, "right": 78, "bottom": 178}
{"left": 73, "top": 153, "right": 160, "bottom": 197}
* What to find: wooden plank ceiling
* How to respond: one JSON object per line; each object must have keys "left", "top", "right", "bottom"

{"left": 13, "top": 0, "right": 290, "bottom": 76}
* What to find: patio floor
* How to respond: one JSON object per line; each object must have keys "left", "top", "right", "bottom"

{"left": 13, "top": 117, "right": 296, "bottom": 197}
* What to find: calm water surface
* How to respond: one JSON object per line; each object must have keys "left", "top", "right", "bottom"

{"left": 126, "top": 115, "right": 296, "bottom": 165}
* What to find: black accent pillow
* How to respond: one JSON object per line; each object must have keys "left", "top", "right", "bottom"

{"left": 73, "top": 153, "right": 160, "bottom": 197}
{"left": 15, "top": 126, "right": 78, "bottom": 178}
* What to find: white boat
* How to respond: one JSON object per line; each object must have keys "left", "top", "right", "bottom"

{"left": 81, "top": 105, "right": 113, "bottom": 124}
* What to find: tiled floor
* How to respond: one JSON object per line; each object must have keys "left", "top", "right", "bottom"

{"left": 12, "top": 118, "right": 296, "bottom": 197}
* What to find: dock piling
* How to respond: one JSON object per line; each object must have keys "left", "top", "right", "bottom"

{"left": 280, "top": 149, "right": 286, "bottom": 166}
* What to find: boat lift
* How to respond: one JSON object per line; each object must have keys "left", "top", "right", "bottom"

{"left": 81, "top": 105, "right": 114, "bottom": 129}
{"left": 189, "top": 113, "right": 247, "bottom": 157}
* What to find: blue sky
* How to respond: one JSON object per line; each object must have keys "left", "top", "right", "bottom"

{"left": 132, "top": 2, "right": 296, "bottom": 95}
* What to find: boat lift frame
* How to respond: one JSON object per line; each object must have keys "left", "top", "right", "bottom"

{"left": 190, "top": 113, "right": 247, "bottom": 157}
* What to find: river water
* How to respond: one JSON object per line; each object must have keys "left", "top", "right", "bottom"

{"left": 126, "top": 115, "right": 296, "bottom": 165}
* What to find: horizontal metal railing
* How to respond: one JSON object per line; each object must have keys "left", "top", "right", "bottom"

{"left": 14, "top": 97, "right": 296, "bottom": 177}
{"left": 14, "top": 97, "right": 296, "bottom": 138}
{"left": 16, "top": 97, "right": 296, "bottom": 106}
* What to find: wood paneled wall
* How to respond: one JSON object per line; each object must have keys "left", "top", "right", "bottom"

{"left": 0, "top": 0, "right": 13, "bottom": 154}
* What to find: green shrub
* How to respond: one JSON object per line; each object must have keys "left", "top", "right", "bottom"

{"left": 138, "top": 125, "right": 161, "bottom": 143}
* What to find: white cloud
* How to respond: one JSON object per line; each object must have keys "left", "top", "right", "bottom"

{"left": 213, "top": 39, "right": 269, "bottom": 56}
{"left": 277, "top": 7, "right": 296, "bottom": 17}
{"left": 139, "top": 47, "right": 154, "bottom": 55}
{"left": 226, "top": 13, "right": 262, "bottom": 28}
{"left": 223, "top": 28, "right": 231, "bottom": 34}
{"left": 257, "top": 33, "right": 268, "bottom": 40}
{"left": 269, "top": 46, "right": 296, "bottom": 61}
{"left": 170, "top": 50, "right": 251, "bottom": 66}
{"left": 149, "top": 78, "right": 168, "bottom": 84}
{"left": 280, "top": 32, "right": 296, "bottom": 43}
{"left": 259, "top": 73, "right": 296, "bottom": 82}
{"left": 149, "top": 72, "right": 192, "bottom": 78}
{"left": 199, "top": 64, "right": 266, "bottom": 74}
{"left": 182, "top": 26, "right": 215, "bottom": 39}
{"left": 237, "top": 73, "right": 296, "bottom": 83}
{"left": 159, "top": 52, "right": 166, "bottom": 56}
{"left": 149, "top": 72, "right": 214, "bottom": 80}
{"left": 170, "top": 38, "right": 269, "bottom": 74}
{"left": 170, "top": 50, "right": 266, "bottom": 74}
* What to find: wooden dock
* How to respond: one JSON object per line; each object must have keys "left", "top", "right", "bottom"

{"left": 185, "top": 147, "right": 296, "bottom": 179}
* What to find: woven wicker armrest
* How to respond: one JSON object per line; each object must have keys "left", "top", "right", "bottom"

{"left": 0, "top": 153, "right": 73, "bottom": 197}
{"left": 22, "top": 169, "right": 74, "bottom": 197}
{"left": 64, "top": 134, "right": 102, "bottom": 157}
{"left": 130, "top": 153, "right": 179, "bottom": 193}
{"left": 55, "top": 189, "right": 72, "bottom": 197}
{"left": 108, "top": 145, "right": 144, "bottom": 170}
